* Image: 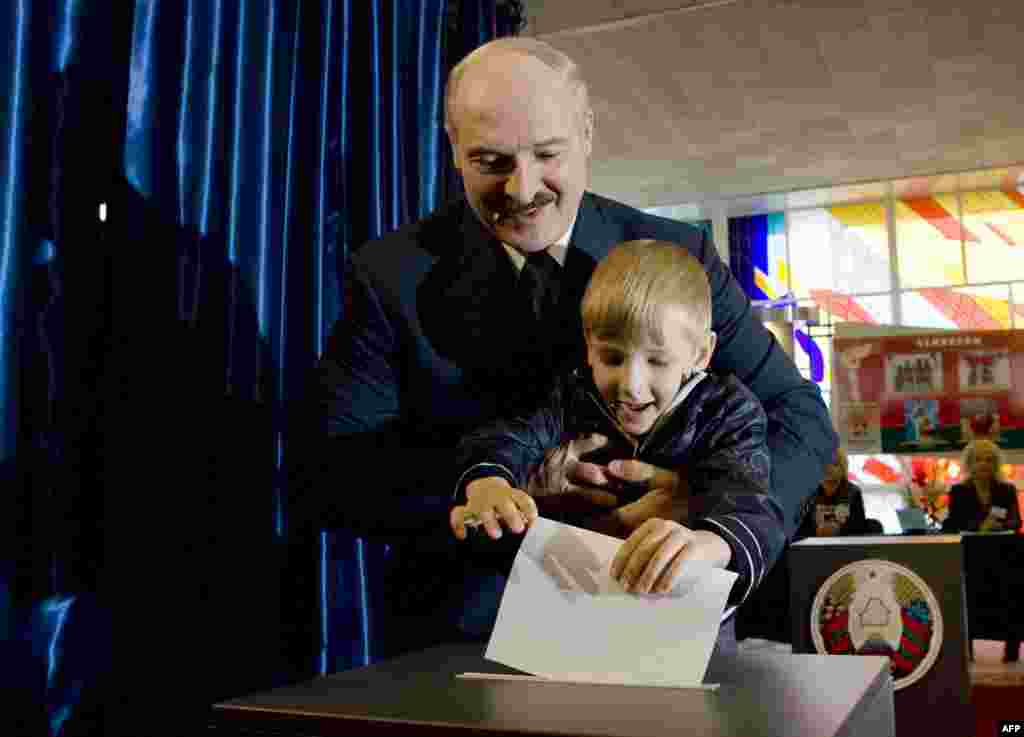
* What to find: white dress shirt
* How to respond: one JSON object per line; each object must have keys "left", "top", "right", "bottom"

{"left": 501, "top": 214, "right": 577, "bottom": 273}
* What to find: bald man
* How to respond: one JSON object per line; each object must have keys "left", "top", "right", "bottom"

{"left": 312, "top": 38, "right": 836, "bottom": 657}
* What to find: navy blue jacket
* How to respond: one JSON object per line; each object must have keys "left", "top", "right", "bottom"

{"left": 312, "top": 192, "right": 834, "bottom": 556}
{"left": 454, "top": 367, "right": 781, "bottom": 611}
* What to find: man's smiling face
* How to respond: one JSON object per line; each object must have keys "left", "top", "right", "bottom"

{"left": 448, "top": 51, "right": 593, "bottom": 255}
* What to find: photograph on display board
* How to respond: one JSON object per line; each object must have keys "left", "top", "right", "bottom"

{"left": 840, "top": 401, "right": 881, "bottom": 454}
{"left": 900, "top": 399, "right": 948, "bottom": 450}
{"left": 957, "top": 350, "right": 1010, "bottom": 392}
{"left": 833, "top": 328, "right": 1024, "bottom": 453}
{"left": 835, "top": 341, "right": 881, "bottom": 403}
{"left": 959, "top": 397, "right": 1003, "bottom": 445}
{"left": 885, "top": 353, "right": 943, "bottom": 395}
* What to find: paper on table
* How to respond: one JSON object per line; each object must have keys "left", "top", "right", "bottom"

{"left": 483, "top": 516, "right": 737, "bottom": 687}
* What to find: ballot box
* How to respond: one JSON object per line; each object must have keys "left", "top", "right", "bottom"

{"left": 209, "top": 642, "right": 893, "bottom": 737}
{"left": 789, "top": 534, "right": 970, "bottom": 737}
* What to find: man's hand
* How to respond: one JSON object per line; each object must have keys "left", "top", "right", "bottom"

{"left": 603, "top": 458, "right": 684, "bottom": 496}
{"left": 585, "top": 459, "right": 689, "bottom": 537}
{"left": 610, "top": 519, "right": 731, "bottom": 595}
{"left": 450, "top": 477, "right": 538, "bottom": 541}
{"left": 526, "top": 434, "right": 620, "bottom": 518}
{"left": 529, "top": 440, "right": 690, "bottom": 536}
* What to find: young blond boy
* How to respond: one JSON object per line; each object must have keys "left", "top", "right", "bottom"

{"left": 450, "top": 240, "right": 785, "bottom": 616}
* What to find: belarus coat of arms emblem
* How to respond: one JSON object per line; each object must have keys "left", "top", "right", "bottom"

{"left": 811, "top": 559, "right": 943, "bottom": 690}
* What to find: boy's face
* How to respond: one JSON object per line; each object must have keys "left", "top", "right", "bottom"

{"left": 586, "top": 305, "right": 714, "bottom": 438}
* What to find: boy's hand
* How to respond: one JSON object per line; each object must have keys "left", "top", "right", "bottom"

{"left": 610, "top": 519, "right": 731, "bottom": 595}
{"left": 450, "top": 477, "right": 538, "bottom": 541}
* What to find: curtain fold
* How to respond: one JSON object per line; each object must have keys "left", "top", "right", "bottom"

{"left": 4, "top": 1, "right": 520, "bottom": 734}
{"left": 118, "top": 0, "right": 461, "bottom": 705}
{"left": 318, "top": 0, "right": 524, "bottom": 675}
{"left": 2, "top": 3, "right": 127, "bottom": 735}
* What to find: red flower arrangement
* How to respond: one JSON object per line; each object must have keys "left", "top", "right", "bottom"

{"left": 902, "top": 457, "right": 952, "bottom": 528}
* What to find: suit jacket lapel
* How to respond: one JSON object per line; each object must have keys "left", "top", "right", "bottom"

{"left": 569, "top": 193, "right": 623, "bottom": 264}
{"left": 417, "top": 194, "right": 623, "bottom": 380}
{"left": 416, "top": 202, "right": 517, "bottom": 367}
{"left": 559, "top": 194, "right": 624, "bottom": 342}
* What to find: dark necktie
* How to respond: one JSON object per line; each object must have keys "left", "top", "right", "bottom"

{"left": 517, "top": 249, "right": 562, "bottom": 324}
{"left": 507, "top": 248, "right": 567, "bottom": 411}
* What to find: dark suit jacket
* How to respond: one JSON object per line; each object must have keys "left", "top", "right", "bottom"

{"left": 312, "top": 193, "right": 835, "bottom": 542}
{"left": 942, "top": 479, "right": 1022, "bottom": 533}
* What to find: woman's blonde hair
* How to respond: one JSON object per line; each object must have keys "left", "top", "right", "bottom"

{"left": 581, "top": 240, "right": 710, "bottom": 346}
{"left": 962, "top": 439, "right": 1006, "bottom": 482}
{"left": 831, "top": 447, "right": 849, "bottom": 478}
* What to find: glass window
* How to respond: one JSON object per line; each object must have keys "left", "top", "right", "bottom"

{"left": 901, "top": 285, "right": 1011, "bottom": 330}
{"left": 806, "top": 291, "right": 892, "bottom": 326}
{"left": 1011, "top": 283, "right": 1024, "bottom": 328}
{"left": 900, "top": 289, "right": 961, "bottom": 329}
{"left": 961, "top": 189, "right": 1024, "bottom": 284}
{"left": 848, "top": 454, "right": 906, "bottom": 533}
{"left": 895, "top": 194, "right": 965, "bottom": 288}
{"left": 788, "top": 203, "right": 889, "bottom": 298}
{"left": 951, "top": 284, "right": 1012, "bottom": 328}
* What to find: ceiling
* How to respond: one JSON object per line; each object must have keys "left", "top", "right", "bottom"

{"left": 527, "top": 0, "right": 1024, "bottom": 209}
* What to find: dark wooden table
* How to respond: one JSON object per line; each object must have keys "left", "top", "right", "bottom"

{"left": 209, "top": 642, "right": 893, "bottom": 737}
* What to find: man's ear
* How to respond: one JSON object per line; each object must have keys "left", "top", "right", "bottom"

{"left": 446, "top": 126, "right": 463, "bottom": 172}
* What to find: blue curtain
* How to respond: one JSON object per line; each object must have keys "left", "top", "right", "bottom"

{"left": 2, "top": 2, "right": 125, "bottom": 734}
{"left": 116, "top": 3, "right": 466, "bottom": 730}
{"left": 5, "top": 1, "right": 521, "bottom": 735}
{"left": 318, "top": 0, "right": 523, "bottom": 675}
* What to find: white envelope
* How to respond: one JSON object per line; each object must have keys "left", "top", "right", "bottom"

{"left": 483, "top": 516, "right": 738, "bottom": 687}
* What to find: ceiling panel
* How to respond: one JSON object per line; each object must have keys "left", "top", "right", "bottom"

{"left": 526, "top": 0, "right": 714, "bottom": 36}
{"left": 527, "top": 0, "right": 1024, "bottom": 208}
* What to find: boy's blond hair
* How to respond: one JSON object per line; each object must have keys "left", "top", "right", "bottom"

{"left": 581, "top": 240, "right": 711, "bottom": 346}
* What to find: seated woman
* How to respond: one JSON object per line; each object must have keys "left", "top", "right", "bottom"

{"left": 942, "top": 439, "right": 1021, "bottom": 534}
{"left": 942, "top": 439, "right": 1021, "bottom": 661}
{"left": 797, "top": 448, "right": 867, "bottom": 538}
